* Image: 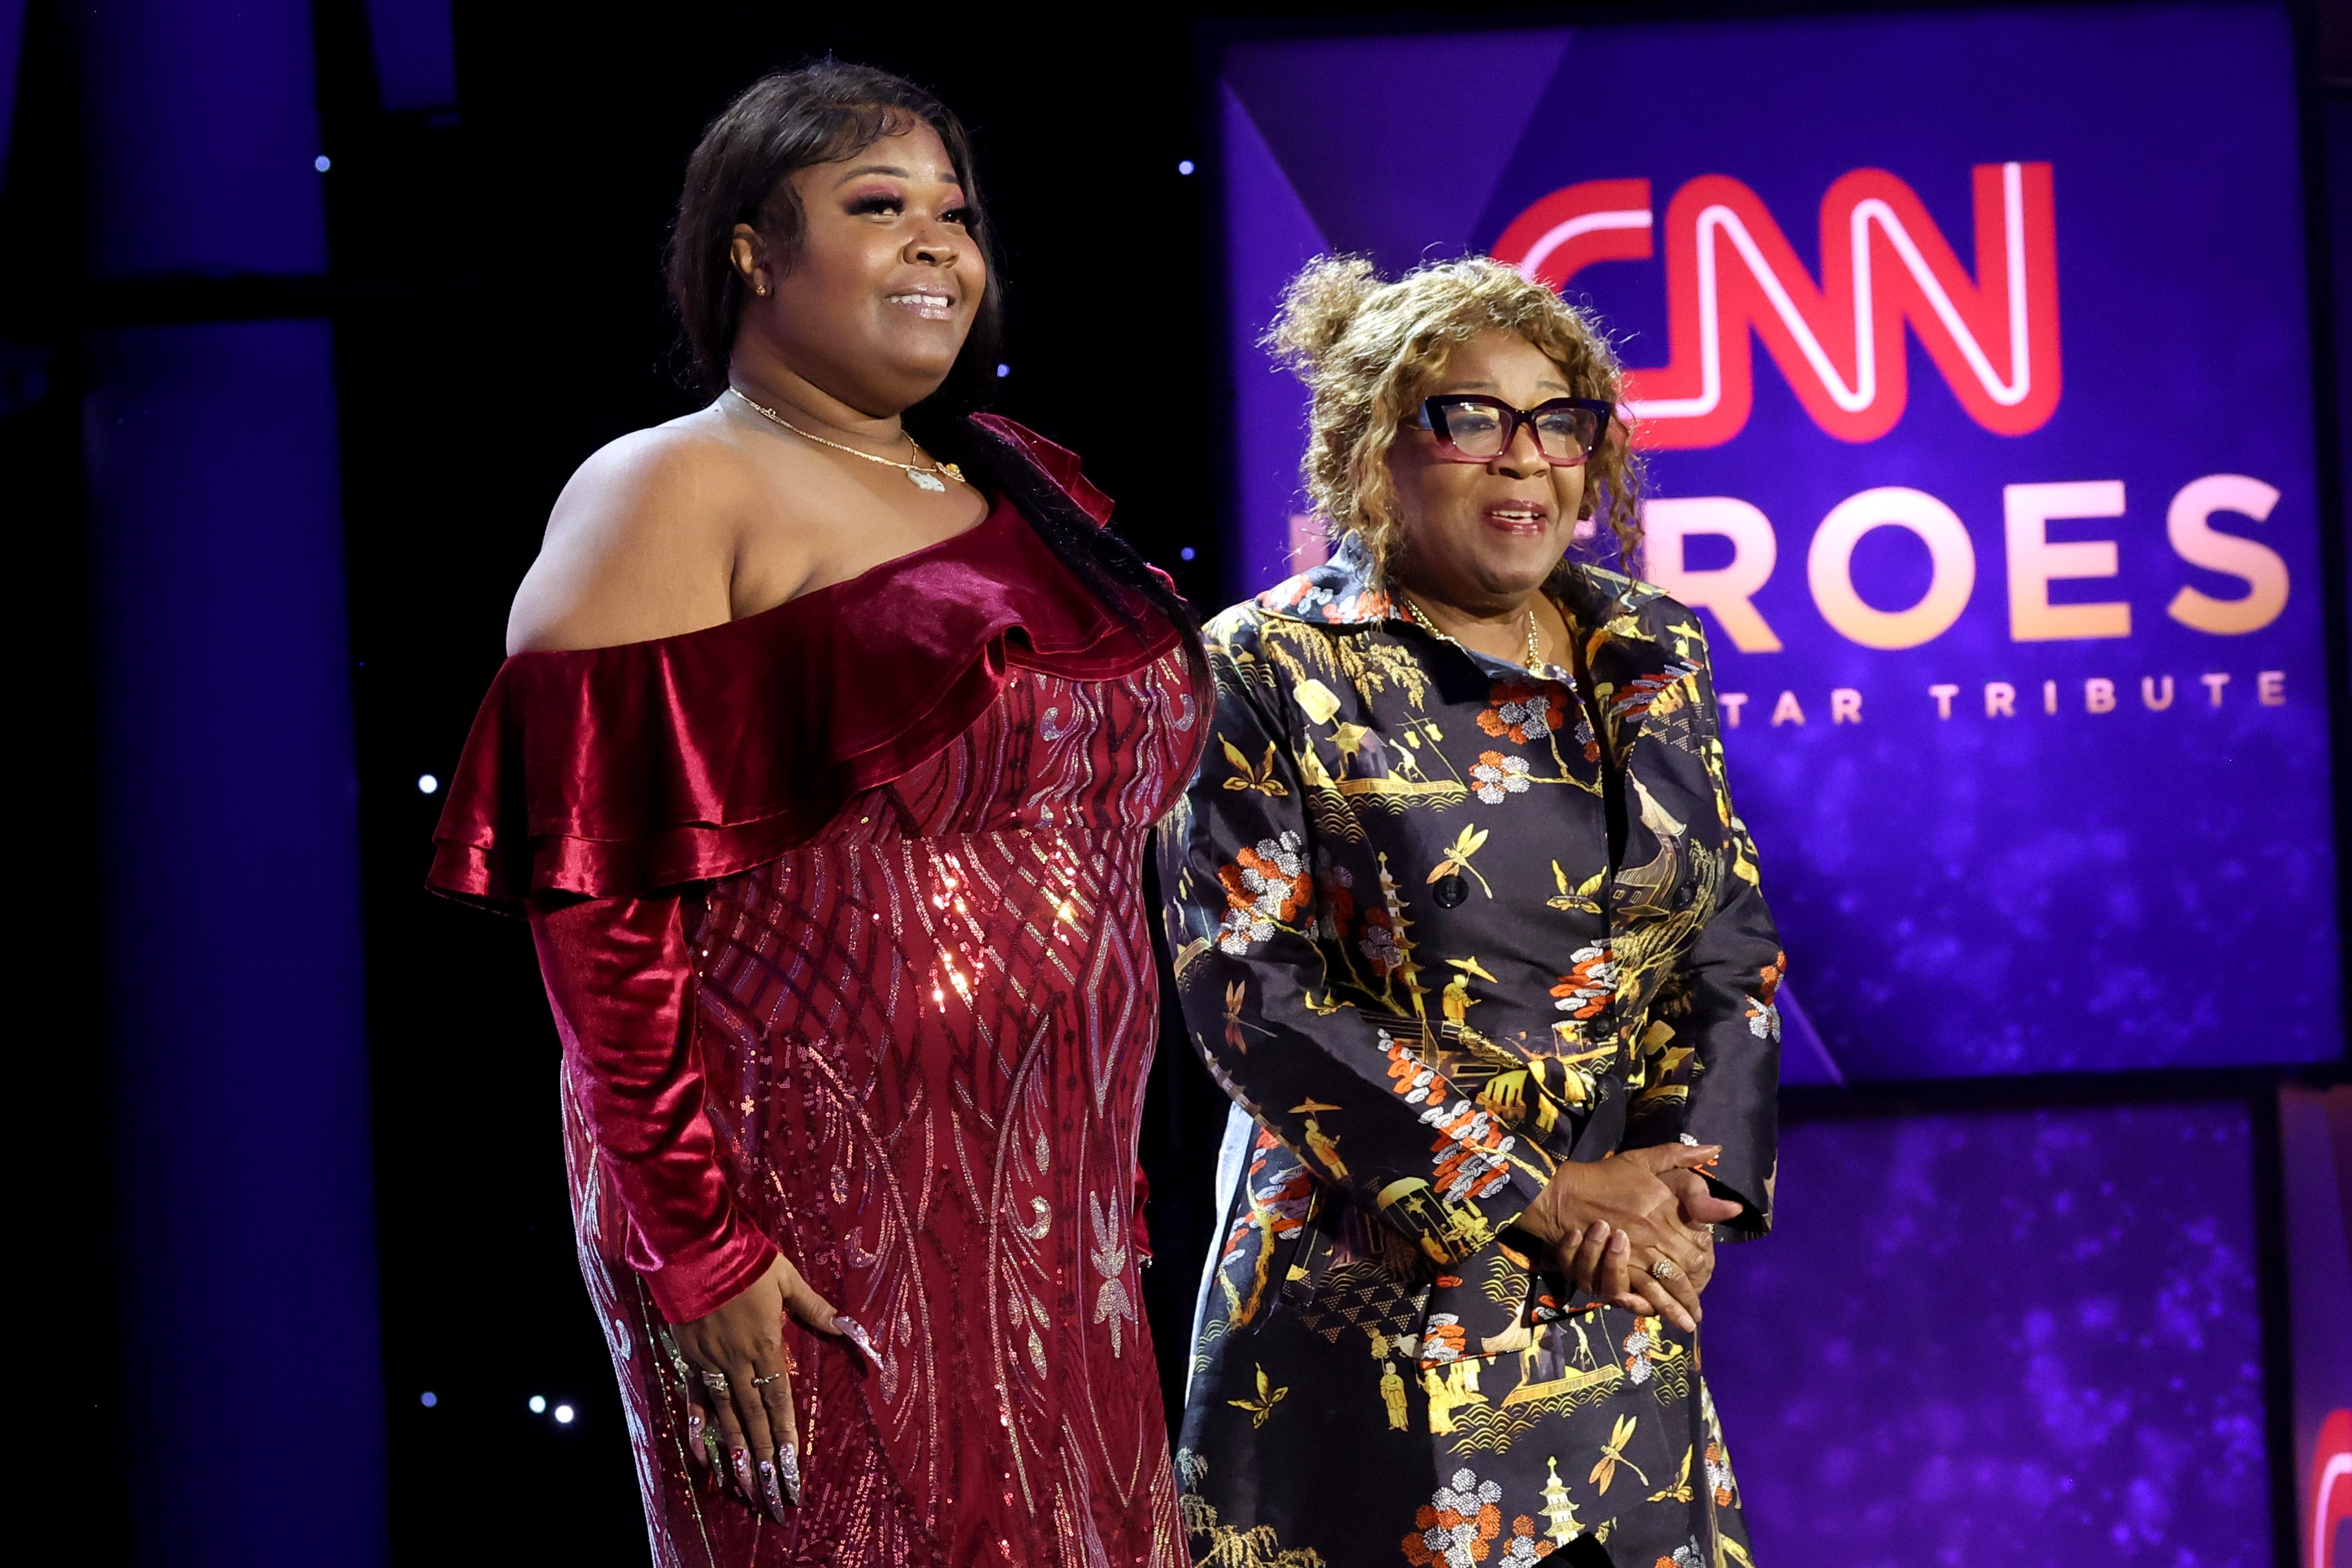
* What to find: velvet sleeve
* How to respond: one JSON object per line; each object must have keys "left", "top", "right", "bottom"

{"left": 1620, "top": 635, "right": 1783, "bottom": 1237}
{"left": 1155, "top": 620, "right": 1557, "bottom": 1268}
{"left": 530, "top": 892, "right": 778, "bottom": 1321}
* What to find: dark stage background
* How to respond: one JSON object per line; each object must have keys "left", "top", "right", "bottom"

{"left": 5, "top": 3, "right": 2348, "bottom": 1565}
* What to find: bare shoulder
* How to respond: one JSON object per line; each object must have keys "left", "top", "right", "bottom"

{"left": 506, "top": 412, "right": 770, "bottom": 654}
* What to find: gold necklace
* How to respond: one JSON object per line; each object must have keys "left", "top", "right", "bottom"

{"left": 1400, "top": 594, "right": 1546, "bottom": 674}
{"left": 728, "top": 387, "right": 967, "bottom": 493}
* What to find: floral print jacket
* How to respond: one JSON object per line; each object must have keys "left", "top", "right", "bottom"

{"left": 1156, "top": 533, "right": 1782, "bottom": 1566}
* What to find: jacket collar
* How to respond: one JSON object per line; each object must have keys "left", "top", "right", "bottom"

{"left": 1251, "top": 531, "right": 1400, "bottom": 626}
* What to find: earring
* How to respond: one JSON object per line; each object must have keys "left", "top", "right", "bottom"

{"left": 755, "top": 284, "right": 769, "bottom": 297}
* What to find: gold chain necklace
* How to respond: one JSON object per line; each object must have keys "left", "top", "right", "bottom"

{"left": 728, "top": 387, "right": 967, "bottom": 493}
{"left": 1400, "top": 594, "right": 1546, "bottom": 674}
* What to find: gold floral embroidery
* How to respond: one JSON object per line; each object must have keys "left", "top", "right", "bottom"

{"left": 1227, "top": 1364, "right": 1289, "bottom": 1427}
{"left": 1221, "top": 736, "right": 1290, "bottom": 796}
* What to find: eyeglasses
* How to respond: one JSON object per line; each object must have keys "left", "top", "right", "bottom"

{"left": 1413, "top": 395, "right": 1612, "bottom": 466}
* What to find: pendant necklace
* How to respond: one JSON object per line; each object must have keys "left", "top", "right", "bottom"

{"left": 729, "top": 386, "right": 967, "bottom": 493}
{"left": 1401, "top": 594, "right": 1546, "bottom": 674}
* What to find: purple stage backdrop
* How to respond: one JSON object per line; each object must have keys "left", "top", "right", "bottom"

{"left": 1702, "top": 1101, "right": 2272, "bottom": 1565}
{"left": 1217, "top": 1, "right": 2340, "bottom": 1080}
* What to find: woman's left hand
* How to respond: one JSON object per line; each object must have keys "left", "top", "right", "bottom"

{"left": 1614, "top": 1145, "right": 1742, "bottom": 1297}
{"left": 670, "top": 1253, "right": 848, "bottom": 1520}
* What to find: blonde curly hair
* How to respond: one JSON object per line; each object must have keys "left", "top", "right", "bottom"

{"left": 1267, "top": 253, "right": 1642, "bottom": 571}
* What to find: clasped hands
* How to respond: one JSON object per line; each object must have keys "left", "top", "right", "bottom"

{"left": 1517, "top": 1143, "right": 1742, "bottom": 1334}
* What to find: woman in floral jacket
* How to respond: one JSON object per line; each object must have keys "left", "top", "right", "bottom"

{"left": 1158, "top": 256, "right": 1784, "bottom": 1568}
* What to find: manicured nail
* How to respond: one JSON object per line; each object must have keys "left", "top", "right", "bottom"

{"left": 779, "top": 1441, "right": 802, "bottom": 1506}
{"left": 731, "top": 1446, "right": 754, "bottom": 1503}
{"left": 833, "top": 1314, "right": 881, "bottom": 1370}
{"left": 759, "top": 1455, "right": 786, "bottom": 1521}
{"left": 1611, "top": 1231, "right": 1629, "bottom": 1253}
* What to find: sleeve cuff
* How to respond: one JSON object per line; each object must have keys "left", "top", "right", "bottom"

{"left": 636, "top": 1216, "right": 780, "bottom": 1323}
{"left": 1703, "top": 1170, "right": 1770, "bottom": 1240}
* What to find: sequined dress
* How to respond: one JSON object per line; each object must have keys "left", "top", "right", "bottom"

{"left": 430, "top": 420, "right": 1203, "bottom": 1567}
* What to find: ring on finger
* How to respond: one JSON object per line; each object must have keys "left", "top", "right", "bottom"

{"left": 1649, "top": 1257, "right": 1682, "bottom": 1282}
{"left": 700, "top": 1369, "right": 732, "bottom": 1395}
{"left": 751, "top": 1370, "right": 786, "bottom": 1387}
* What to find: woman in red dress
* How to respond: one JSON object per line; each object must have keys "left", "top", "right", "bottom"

{"left": 429, "top": 63, "right": 1203, "bottom": 1566}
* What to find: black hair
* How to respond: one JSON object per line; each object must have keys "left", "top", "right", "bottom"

{"left": 667, "top": 61, "right": 1194, "bottom": 639}
{"left": 666, "top": 60, "right": 998, "bottom": 407}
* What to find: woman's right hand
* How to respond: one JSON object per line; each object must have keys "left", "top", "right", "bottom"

{"left": 1518, "top": 1146, "right": 1722, "bottom": 1332}
{"left": 668, "top": 1253, "right": 861, "bottom": 1521}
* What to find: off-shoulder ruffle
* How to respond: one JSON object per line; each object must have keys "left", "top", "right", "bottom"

{"left": 427, "top": 417, "right": 1183, "bottom": 911}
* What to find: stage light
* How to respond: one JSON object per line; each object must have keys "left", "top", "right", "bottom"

{"left": 417, "top": 773, "right": 439, "bottom": 794}
{"left": 529, "top": 1395, "right": 546, "bottom": 1414}
{"left": 995, "top": 363, "right": 1010, "bottom": 378}
{"left": 314, "top": 155, "right": 332, "bottom": 173}
{"left": 1180, "top": 547, "right": 1196, "bottom": 561}
{"left": 420, "top": 1392, "right": 437, "bottom": 1408}
{"left": 1177, "top": 160, "right": 1195, "bottom": 176}
{"left": 554, "top": 1404, "right": 576, "bottom": 1424}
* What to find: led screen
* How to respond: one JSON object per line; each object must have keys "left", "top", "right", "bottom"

{"left": 1702, "top": 1101, "right": 2271, "bottom": 1566}
{"left": 1218, "top": 2, "right": 2338, "bottom": 1078}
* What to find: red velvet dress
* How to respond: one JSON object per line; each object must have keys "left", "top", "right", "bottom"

{"left": 429, "top": 423, "right": 1204, "bottom": 1567}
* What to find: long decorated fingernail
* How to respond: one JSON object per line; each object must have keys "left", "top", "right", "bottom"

{"left": 731, "top": 1446, "right": 754, "bottom": 1503}
{"left": 833, "top": 1314, "right": 881, "bottom": 1369}
{"left": 758, "top": 1455, "right": 786, "bottom": 1521}
{"left": 778, "top": 1441, "right": 803, "bottom": 1506}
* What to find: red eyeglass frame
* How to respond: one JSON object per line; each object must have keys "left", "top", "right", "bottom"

{"left": 1413, "top": 394, "right": 1614, "bottom": 466}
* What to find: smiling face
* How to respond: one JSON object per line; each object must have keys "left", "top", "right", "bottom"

{"left": 729, "top": 122, "right": 987, "bottom": 417}
{"left": 1384, "top": 331, "right": 1590, "bottom": 615}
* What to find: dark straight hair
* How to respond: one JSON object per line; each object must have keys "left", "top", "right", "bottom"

{"left": 666, "top": 60, "right": 1194, "bottom": 639}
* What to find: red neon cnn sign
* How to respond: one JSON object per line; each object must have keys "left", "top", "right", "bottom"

{"left": 1491, "top": 164, "right": 2061, "bottom": 449}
